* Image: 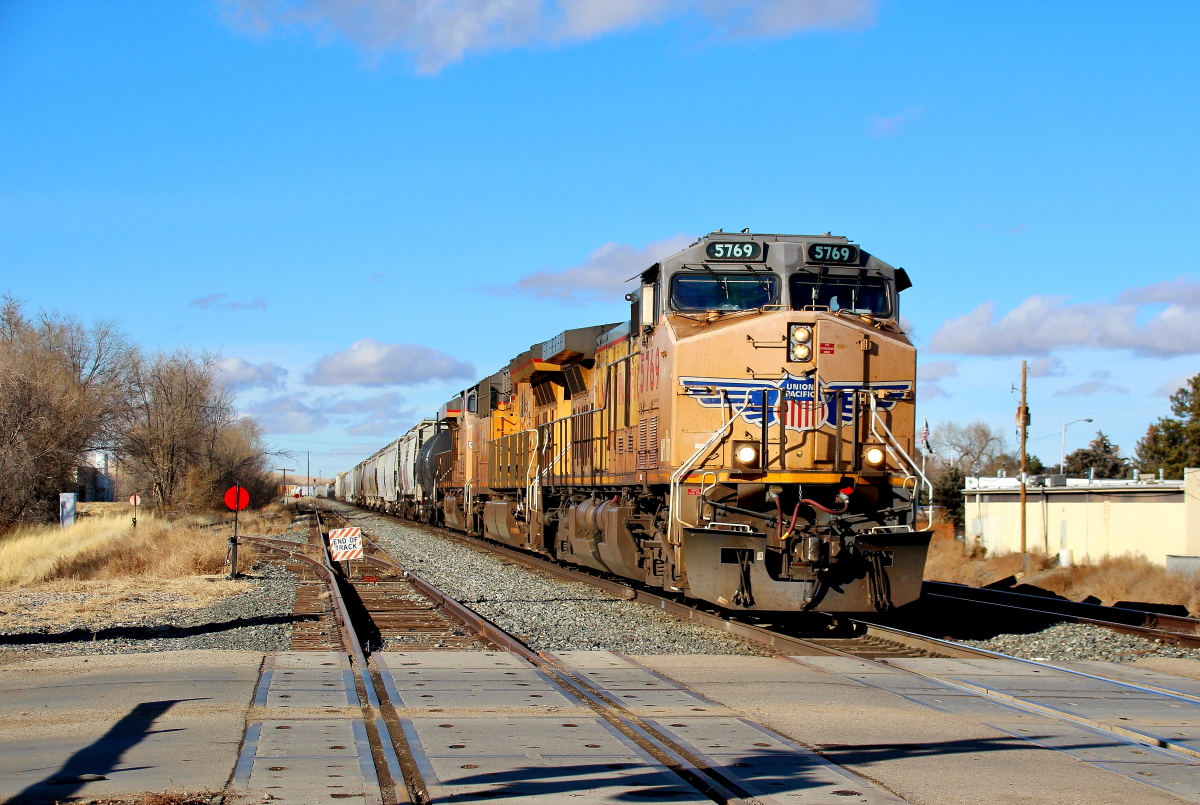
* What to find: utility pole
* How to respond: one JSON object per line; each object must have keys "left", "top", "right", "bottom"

{"left": 277, "top": 467, "right": 295, "bottom": 509}
{"left": 307, "top": 448, "right": 311, "bottom": 501}
{"left": 1018, "top": 360, "right": 1030, "bottom": 574}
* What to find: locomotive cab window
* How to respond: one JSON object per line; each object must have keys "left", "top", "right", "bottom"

{"left": 669, "top": 272, "right": 779, "bottom": 312}
{"left": 789, "top": 275, "right": 892, "bottom": 317}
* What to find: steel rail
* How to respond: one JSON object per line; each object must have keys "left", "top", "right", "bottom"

{"left": 328, "top": 503, "right": 1200, "bottom": 776}
{"left": 329, "top": 503, "right": 994, "bottom": 660}
{"left": 236, "top": 513, "right": 408, "bottom": 804}
{"left": 922, "top": 580, "right": 1200, "bottom": 649}
{"left": 316, "top": 507, "right": 776, "bottom": 805}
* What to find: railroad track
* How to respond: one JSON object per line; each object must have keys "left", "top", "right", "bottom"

{"left": 234, "top": 504, "right": 925, "bottom": 804}
{"left": 328, "top": 501, "right": 993, "bottom": 662}
{"left": 320, "top": 501, "right": 1200, "bottom": 800}
{"left": 922, "top": 579, "right": 1200, "bottom": 649}
{"left": 338, "top": 500, "right": 1200, "bottom": 657}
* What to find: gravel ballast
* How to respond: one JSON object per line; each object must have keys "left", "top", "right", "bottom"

{"left": 0, "top": 563, "right": 298, "bottom": 660}
{"left": 958, "top": 620, "right": 1200, "bottom": 663}
{"left": 330, "top": 503, "right": 770, "bottom": 655}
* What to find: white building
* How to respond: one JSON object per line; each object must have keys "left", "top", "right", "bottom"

{"left": 962, "top": 469, "right": 1200, "bottom": 570}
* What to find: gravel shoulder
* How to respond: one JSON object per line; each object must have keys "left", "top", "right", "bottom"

{"left": 329, "top": 502, "right": 770, "bottom": 656}
{"left": 0, "top": 562, "right": 297, "bottom": 664}
{"left": 958, "top": 620, "right": 1200, "bottom": 663}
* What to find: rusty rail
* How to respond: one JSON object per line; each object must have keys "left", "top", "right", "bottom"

{"left": 236, "top": 513, "right": 406, "bottom": 804}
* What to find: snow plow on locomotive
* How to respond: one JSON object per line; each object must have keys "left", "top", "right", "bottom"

{"left": 344, "top": 231, "right": 932, "bottom": 614}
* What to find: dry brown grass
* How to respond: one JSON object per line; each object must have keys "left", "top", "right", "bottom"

{"left": 0, "top": 505, "right": 294, "bottom": 636}
{"left": 61, "top": 789, "right": 224, "bottom": 805}
{"left": 0, "top": 505, "right": 287, "bottom": 587}
{"left": 923, "top": 524, "right": 1200, "bottom": 616}
{"left": 1027, "top": 556, "right": 1200, "bottom": 616}
{"left": 0, "top": 578, "right": 245, "bottom": 631}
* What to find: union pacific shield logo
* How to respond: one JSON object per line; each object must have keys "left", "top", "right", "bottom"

{"left": 679, "top": 373, "right": 911, "bottom": 431}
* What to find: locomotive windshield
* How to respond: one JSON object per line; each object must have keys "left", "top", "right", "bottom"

{"left": 789, "top": 275, "right": 892, "bottom": 317}
{"left": 669, "top": 272, "right": 779, "bottom": 312}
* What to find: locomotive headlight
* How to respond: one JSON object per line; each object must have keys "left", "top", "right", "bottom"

{"left": 865, "top": 447, "right": 885, "bottom": 466}
{"left": 788, "top": 324, "right": 814, "bottom": 362}
{"left": 732, "top": 441, "right": 760, "bottom": 470}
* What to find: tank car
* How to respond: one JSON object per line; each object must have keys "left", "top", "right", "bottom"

{"left": 348, "top": 231, "right": 931, "bottom": 613}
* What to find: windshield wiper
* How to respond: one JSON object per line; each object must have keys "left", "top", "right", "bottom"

{"left": 700, "top": 264, "right": 730, "bottom": 298}
{"left": 743, "top": 264, "right": 772, "bottom": 295}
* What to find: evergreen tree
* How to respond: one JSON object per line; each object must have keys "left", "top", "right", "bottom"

{"left": 1064, "top": 431, "right": 1127, "bottom": 478}
{"left": 1136, "top": 374, "right": 1200, "bottom": 478}
{"left": 932, "top": 466, "right": 966, "bottom": 527}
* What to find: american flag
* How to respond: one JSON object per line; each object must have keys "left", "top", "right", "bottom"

{"left": 782, "top": 397, "right": 825, "bottom": 430}
{"left": 920, "top": 417, "right": 931, "bottom": 453}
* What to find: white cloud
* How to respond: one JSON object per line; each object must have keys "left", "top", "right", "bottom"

{"left": 918, "top": 382, "right": 949, "bottom": 400}
{"left": 246, "top": 393, "right": 328, "bottom": 433}
{"left": 490, "top": 234, "right": 693, "bottom": 304}
{"left": 1028, "top": 356, "right": 1066, "bottom": 377}
{"left": 329, "top": 442, "right": 385, "bottom": 455}
{"left": 220, "top": 0, "right": 877, "bottom": 73}
{"left": 869, "top": 104, "right": 923, "bottom": 138}
{"left": 305, "top": 338, "right": 475, "bottom": 386}
{"left": 1053, "top": 379, "right": 1128, "bottom": 398}
{"left": 1156, "top": 373, "right": 1192, "bottom": 397}
{"left": 928, "top": 277, "right": 1200, "bottom": 356}
{"left": 190, "top": 292, "right": 267, "bottom": 311}
{"left": 1116, "top": 277, "right": 1200, "bottom": 307}
{"left": 329, "top": 391, "right": 420, "bottom": 435}
{"left": 918, "top": 361, "right": 957, "bottom": 382}
{"left": 217, "top": 356, "right": 289, "bottom": 391}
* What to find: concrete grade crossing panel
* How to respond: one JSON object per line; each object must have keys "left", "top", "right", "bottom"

{"left": 887, "top": 657, "right": 1200, "bottom": 758}
{"left": 386, "top": 650, "right": 900, "bottom": 804}
{"left": 551, "top": 651, "right": 906, "bottom": 805}
{"left": 791, "top": 654, "right": 1200, "bottom": 803}
{"left": 231, "top": 651, "right": 384, "bottom": 805}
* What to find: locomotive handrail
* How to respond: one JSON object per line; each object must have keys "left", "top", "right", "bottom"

{"left": 668, "top": 395, "right": 752, "bottom": 545}
{"left": 867, "top": 394, "right": 933, "bottom": 521}
{"left": 524, "top": 426, "right": 541, "bottom": 515}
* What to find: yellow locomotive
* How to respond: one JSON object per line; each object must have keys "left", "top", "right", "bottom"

{"left": 347, "top": 231, "right": 931, "bottom": 613}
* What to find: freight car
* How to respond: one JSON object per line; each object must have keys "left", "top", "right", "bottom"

{"left": 345, "top": 231, "right": 932, "bottom": 613}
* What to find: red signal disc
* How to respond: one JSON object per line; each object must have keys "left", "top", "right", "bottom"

{"left": 224, "top": 486, "right": 251, "bottom": 511}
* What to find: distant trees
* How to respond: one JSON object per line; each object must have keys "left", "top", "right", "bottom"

{"left": 115, "top": 351, "right": 276, "bottom": 510}
{"left": 1064, "top": 431, "right": 1127, "bottom": 479}
{"left": 0, "top": 297, "right": 276, "bottom": 530}
{"left": 0, "top": 297, "right": 131, "bottom": 528}
{"left": 924, "top": 420, "right": 1046, "bottom": 527}
{"left": 1135, "top": 374, "right": 1200, "bottom": 479}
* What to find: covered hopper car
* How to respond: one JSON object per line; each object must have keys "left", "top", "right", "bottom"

{"left": 344, "top": 231, "right": 932, "bottom": 613}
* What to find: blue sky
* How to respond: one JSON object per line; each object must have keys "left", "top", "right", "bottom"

{"left": 3, "top": 0, "right": 1199, "bottom": 474}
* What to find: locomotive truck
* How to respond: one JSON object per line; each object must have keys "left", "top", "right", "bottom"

{"left": 342, "top": 231, "right": 931, "bottom": 613}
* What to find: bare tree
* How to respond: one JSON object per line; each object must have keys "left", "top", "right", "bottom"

{"left": 115, "top": 350, "right": 276, "bottom": 511}
{"left": 930, "top": 421, "right": 1010, "bottom": 474}
{"left": 0, "top": 297, "right": 131, "bottom": 527}
{"left": 116, "top": 351, "right": 236, "bottom": 509}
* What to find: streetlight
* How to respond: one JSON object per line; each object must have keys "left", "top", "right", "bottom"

{"left": 1059, "top": 419, "right": 1093, "bottom": 474}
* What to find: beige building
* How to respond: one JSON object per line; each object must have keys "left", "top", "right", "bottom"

{"left": 962, "top": 469, "right": 1200, "bottom": 569}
